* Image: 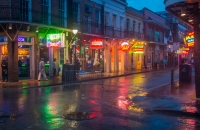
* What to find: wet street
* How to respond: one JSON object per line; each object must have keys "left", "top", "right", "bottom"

{"left": 0, "top": 69, "right": 199, "bottom": 130}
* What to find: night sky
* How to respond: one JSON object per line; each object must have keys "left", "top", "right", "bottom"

{"left": 127, "top": 0, "right": 165, "bottom": 12}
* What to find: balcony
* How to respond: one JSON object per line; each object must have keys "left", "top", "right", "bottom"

{"left": 81, "top": 19, "right": 102, "bottom": 35}
{"left": 0, "top": 6, "right": 67, "bottom": 28}
{"left": 105, "top": 26, "right": 122, "bottom": 38}
{"left": 145, "top": 35, "right": 164, "bottom": 43}
{"left": 124, "top": 30, "right": 144, "bottom": 40}
{"left": 104, "top": 26, "right": 144, "bottom": 40}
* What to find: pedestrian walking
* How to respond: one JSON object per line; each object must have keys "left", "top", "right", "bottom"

{"left": 1, "top": 60, "right": 8, "bottom": 82}
{"left": 38, "top": 58, "right": 48, "bottom": 81}
{"left": 52, "top": 58, "right": 56, "bottom": 77}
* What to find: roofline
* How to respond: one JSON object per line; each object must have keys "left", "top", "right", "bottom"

{"left": 141, "top": 7, "right": 166, "bottom": 21}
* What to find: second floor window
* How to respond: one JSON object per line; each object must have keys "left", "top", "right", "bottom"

{"left": 138, "top": 23, "right": 141, "bottom": 33}
{"left": 126, "top": 19, "right": 130, "bottom": 31}
{"left": 133, "top": 21, "right": 136, "bottom": 32}
{"left": 19, "top": 0, "right": 30, "bottom": 21}
{"left": 105, "top": 12, "right": 109, "bottom": 26}
{"left": 112, "top": 15, "right": 116, "bottom": 28}
{"left": 72, "top": 2, "right": 79, "bottom": 23}
{"left": 95, "top": 9, "right": 100, "bottom": 28}
{"left": 41, "top": 0, "right": 49, "bottom": 24}
{"left": 59, "top": 0, "right": 65, "bottom": 26}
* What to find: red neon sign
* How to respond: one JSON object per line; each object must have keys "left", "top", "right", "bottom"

{"left": 182, "top": 51, "right": 189, "bottom": 54}
{"left": 90, "top": 39, "right": 103, "bottom": 49}
{"left": 121, "top": 42, "right": 130, "bottom": 52}
{"left": 48, "top": 42, "right": 61, "bottom": 47}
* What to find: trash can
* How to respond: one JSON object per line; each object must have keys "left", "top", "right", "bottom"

{"left": 179, "top": 63, "right": 192, "bottom": 82}
{"left": 62, "top": 64, "right": 76, "bottom": 82}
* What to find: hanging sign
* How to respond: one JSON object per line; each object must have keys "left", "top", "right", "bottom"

{"left": 47, "top": 34, "right": 61, "bottom": 47}
{"left": 134, "top": 45, "right": 144, "bottom": 54}
{"left": 90, "top": 39, "right": 103, "bottom": 49}
{"left": 184, "top": 32, "right": 194, "bottom": 47}
{"left": 121, "top": 42, "right": 130, "bottom": 52}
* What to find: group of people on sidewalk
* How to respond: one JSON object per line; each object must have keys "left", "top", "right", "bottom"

{"left": 37, "top": 58, "right": 81, "bottom": 81}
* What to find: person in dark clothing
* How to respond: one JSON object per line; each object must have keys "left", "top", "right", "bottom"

{"left": 18, "top": 59, "right": 22, "bottom": 75}
{"left": 1, "top": 60, "right": 8, "bottom": 82}
{"left": 26, "top": 58, "right": 30, "bottom": 78}
{"left": 75, "top": 58, "right": 81, "bottom": 71}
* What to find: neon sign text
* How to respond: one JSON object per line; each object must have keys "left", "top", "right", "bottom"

{"left": 121, "top": 42, "right": 130, "bottom": 52}
{"left": 47, "top": 34, "right": 61, "bottom": 47}
{"left": 90, "top": 39, "right": 103, "bottom": 49}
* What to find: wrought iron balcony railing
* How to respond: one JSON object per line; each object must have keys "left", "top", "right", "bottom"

{"left": 144, "top": 35, "right": 164, "bottom": 43}
{"left": 104, "top": 26, "right": 144, "bottom": 40}
{"left": 0, "top": 6, "right": 67, "bottom": 28}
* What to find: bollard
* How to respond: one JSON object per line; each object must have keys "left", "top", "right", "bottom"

{"left": 171, "top": 69, "right": 174, "bottom": 85}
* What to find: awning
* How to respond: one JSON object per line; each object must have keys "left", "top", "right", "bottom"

{"left": 164, "top": 0, "right": 198, "bottom": 27}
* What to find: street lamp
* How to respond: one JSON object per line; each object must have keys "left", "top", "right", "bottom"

{"left": 72, "top": 29, "right": 78, "bottom": 65}
{"left": 72, "top": 29, "right": 78, "bottom": 35}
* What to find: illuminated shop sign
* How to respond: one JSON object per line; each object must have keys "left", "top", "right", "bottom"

{"left": 134, "top": 45, "right": 144, "bottom": 54}
{"left": 47, "top": 34, "right": 61, "bottom": 47}
{"left": 2, "top": 45, "right": 30, "bottom": 55}
{"left": 179, "top": 47, "right": 189, "bottom": 51}
{"left": 0, "top": 37, "right": 31, "bottom": 42}
{"left": 176, "top": 50, "right": 189, "bottom": 54}
{"left": 184, "top": 32, "right": 194, "bottom": 47}
{"left": 90, "top": 39, "right": 103, "bottom": 49}
{"left": 121, "top": 42, "right": 131, "bottom": 52}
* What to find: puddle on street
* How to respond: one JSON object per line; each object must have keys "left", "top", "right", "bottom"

{"left": 128, "top": 103, "right": 144, "bottom": 112}
{"left": 62, "top": 112, "right": 96, "bottom": 121}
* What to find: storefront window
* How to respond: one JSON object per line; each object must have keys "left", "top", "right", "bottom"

{"left": 40, "top": 46, "right": 49, "bottom": 62}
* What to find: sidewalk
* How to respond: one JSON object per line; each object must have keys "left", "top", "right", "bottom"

{"left": 0, "top": 68, "right": 169, "bottom": 89}
{"left": 128, "top": 76, "right": 200, "bottom": 119}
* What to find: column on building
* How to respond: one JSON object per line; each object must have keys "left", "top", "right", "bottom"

{"left": 105, "top": 42, "right": 111, "bottom": 73}
{"left": 127, "top": 52, "right": 132, "bottom": 70}
{"left": 7, "top": 30, "right": 18, "bottom": 82}
{"left": 114, "top": 45, "right": 119, "bottom": 72}
{"left": 111, "top": 46, "right": 114, "bottom": 72}
{"left": 30, "top": 37, "right": 38, "bottom": 79}
{"left": 120, "top": 51, "right": 125, "bottom": 71}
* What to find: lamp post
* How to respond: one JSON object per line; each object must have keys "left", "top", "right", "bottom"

{"left": 72, "top": 29, "right": 78, "bottom": 65}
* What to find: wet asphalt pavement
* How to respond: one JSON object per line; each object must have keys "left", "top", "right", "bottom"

{"left": 0, "top": 69, "right": 199, "bottom": 130}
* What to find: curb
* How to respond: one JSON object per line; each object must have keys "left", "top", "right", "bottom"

{"left": 19, "top": 68, "right": 176, "bottom": 89}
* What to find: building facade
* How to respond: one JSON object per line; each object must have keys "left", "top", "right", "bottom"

{"left": 141, "top": 8, "right": 169, "bottom": 69}
{"left": 164, "top": 0, "right": 200, "bottom": 98}
{"left": 126, "top": 7, "right": 145, "bottom": 70}
{"left": 0, "top": 0, "right": 69, "bottom": 81}
{"left": 157, "top": 11, "right": 193, "bottom": 66}
{"left": 67, "top": 0, "right": 104, "bottom": 71}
